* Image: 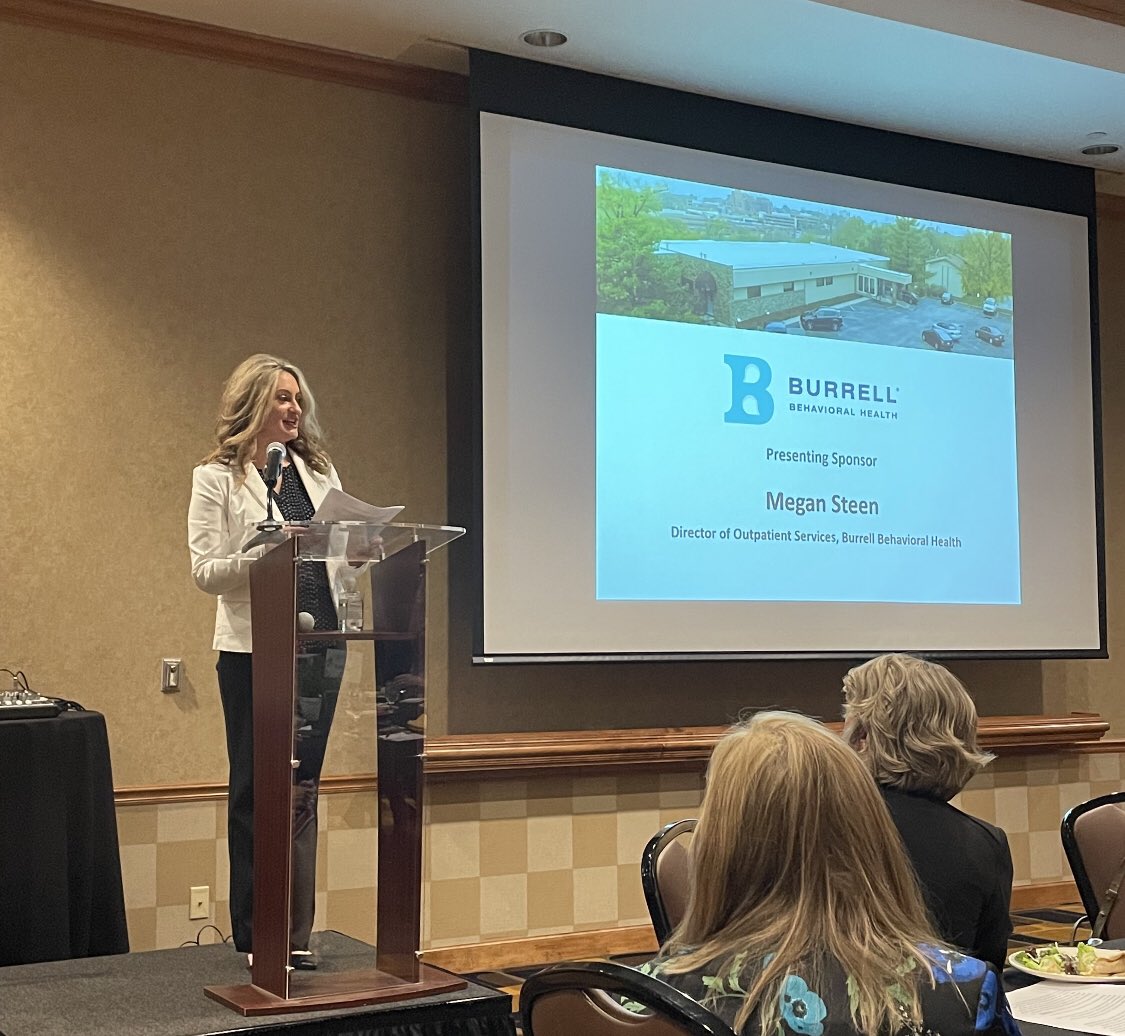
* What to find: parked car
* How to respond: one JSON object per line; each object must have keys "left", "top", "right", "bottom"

{"left": 975, "top": 324, "right": 1006, "bottom": 346}
{"left": 799, "top": 307, "right": 844, "bottom": 331}
{"left": 922, "top": 327, "right": 956, "bottom": 351}
{"left": 940, "top": 291, "right": 954, "bottom": 305}
{"left": 764, "top": 321, "right": 788, "bottom": 333}
{"left": 982, "top": 297, "right": 998, "bottom": 316}
{"left": 898, "top": 288, "right": 920, "bottom": 305}
{"left": 933, "top": 320, "right": 962, "bottom": 341}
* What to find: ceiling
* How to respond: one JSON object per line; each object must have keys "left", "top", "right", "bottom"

{"left": 102, "top": 0, "right": 1125, "bottom": 194}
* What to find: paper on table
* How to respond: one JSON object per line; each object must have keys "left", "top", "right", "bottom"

{"left": 313, "top": 488, "right": 403, "bottom": 525}
{"left": 1008, "top": 981, "right": 1125, "bottom": 1036}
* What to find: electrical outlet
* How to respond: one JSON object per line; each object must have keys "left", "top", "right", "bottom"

{"left": 189, "top": 885, "right": 209, "bottom": 920}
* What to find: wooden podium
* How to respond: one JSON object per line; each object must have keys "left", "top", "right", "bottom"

{"left": 206, "top": 521, "right": 465, "bottom": 1015}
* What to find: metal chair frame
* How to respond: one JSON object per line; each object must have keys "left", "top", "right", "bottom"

{"left": 1061, "top": 790, "right": 1125, "bottom": 941}
{"left": 640, "top": 819, "right": 697, "bottom": 946}
{"left": 520, "top": 959, "right": 736, "bottom": 1036}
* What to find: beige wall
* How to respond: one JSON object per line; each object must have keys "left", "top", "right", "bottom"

{"left": 118, "top": 750, "right": 1124, "bottom": 953}
{"left": 1043, "top": 210, "right": 1125, "bottom": 728}
{"left": 0, "top": 19, "right": 1122, "bottom": 792}
{"left": 0, "top": 20, "right": 464, "bottom": 785}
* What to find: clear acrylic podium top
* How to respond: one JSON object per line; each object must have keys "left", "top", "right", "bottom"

{"left": 207, "top": 520, "right": 466, "bottom": 565}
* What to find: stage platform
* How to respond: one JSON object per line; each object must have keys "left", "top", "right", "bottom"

{"left": 0, "top": 931, "right": 515, "bottom": 1036}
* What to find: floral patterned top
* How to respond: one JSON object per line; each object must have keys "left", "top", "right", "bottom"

{"left": 634, "top": 945, "right": 1021, "bottom": 1036}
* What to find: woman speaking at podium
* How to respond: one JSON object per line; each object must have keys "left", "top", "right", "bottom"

{"left": 188, "top": 353, "right": 346, "bottom": 970}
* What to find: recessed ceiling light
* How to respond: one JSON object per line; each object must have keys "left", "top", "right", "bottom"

{"left": 1081, "top": 144, "right": 1120, "bottom": 156}
{"left": 521, "top": 29, "right": 568, "bottom": 48}
{"left": 1086, "top": 131, "right": 1108, "bottom": 140}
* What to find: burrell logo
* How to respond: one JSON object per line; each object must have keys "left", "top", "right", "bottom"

{"left": 724, "top": 354, "right": 774, "bottom": 425}
{"left": 789, "top": 377, "right": 897, "bottom": 404}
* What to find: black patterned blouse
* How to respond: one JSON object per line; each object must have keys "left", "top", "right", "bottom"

{"left": 259, "top": 464, "right": 338, "bottom": 631}
{"left": 633, "top": 945, "right": 1020, "bottom": 1036}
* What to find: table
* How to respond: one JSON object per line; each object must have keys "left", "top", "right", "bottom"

{"left": 1003, "top": 940, "right": 1125, "bottom": 1036}
{"left": 0, "top": 710, "right": 129, "bottom": 966}
{"left": 0, "top": 931, "right": 516, "bottom": 1036}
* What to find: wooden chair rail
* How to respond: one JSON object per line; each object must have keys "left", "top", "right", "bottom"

{"left": 422, "top": 713, "right": 1111, "bottom": 778}
{"left": 114, "top": 713, "right": 1111, "bottom": 802}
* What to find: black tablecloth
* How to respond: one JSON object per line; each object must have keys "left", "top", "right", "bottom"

{"left": 0, "top": 932, "right": 515, "bottom": 1036}
{"left": 0, "top": 710, "right": 129, "bottom": 966}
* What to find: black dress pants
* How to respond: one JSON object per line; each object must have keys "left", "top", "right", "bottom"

{"left": 217, "top": 648, "right": 342, "bottom": 953}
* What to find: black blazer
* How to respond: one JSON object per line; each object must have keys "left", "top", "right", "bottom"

{"left": 882, "top": 786, "right": 1014, "bottom": 971}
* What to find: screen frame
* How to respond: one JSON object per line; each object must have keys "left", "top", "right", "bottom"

{"left": 462, "top": 48, "right": 1106, "bottom": 664}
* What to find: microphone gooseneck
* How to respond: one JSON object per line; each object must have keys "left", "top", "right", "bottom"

{"left": 241, "top": 442, "right": 289, "bottom": 552}
{"left": 261, "top": 441, "right": 286, "bottom": 529}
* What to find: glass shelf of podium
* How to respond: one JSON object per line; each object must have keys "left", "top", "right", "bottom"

{"left": 296, "top": 630, "right": 419, "bottom": 641}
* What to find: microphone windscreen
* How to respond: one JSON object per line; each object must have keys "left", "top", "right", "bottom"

{"left": 264, "top": 441, "right": 285, "bottom": 482}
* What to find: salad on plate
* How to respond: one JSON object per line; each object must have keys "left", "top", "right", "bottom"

{"left": 1010, "top": 943, "right": 1125, "bottom": 977}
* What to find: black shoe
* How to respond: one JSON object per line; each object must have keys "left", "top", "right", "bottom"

{"left": 290, "top": 950, "right": 318, "bottom": 970}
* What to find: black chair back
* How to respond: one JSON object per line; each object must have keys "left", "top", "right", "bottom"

{"left": 641, "top": 819, "right": 697, "bottom": 945}
{"left": 520, "top": 959, "right": 736, "bottom": 1036}
{"left": 1062, "top": 791, "right": 1125, "bottom": 940}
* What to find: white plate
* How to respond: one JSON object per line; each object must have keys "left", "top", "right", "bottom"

{"left": 1008, "top": 948, "right": 1125, "bottom": 983}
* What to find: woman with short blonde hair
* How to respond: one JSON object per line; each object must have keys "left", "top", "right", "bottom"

{"left": 842, "top": 654, "right": 1013, "bottom": 970}
{"left": 641, "top": 712, "right": 1016, "bottom": 1036}
{"left": 842, "top": 653, "right": 992, "bottom": 801}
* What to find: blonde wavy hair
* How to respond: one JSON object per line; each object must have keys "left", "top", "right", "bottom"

{"left": 842, "top": 653, "right": 993, "bottom": 801}
{"left": 662, "top": 712, "right": 940, "bottom": 1036}
{"left": 201, "top": 354, "right": 331, "bottom": 478}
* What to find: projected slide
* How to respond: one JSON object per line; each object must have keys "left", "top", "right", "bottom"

{"left": 479, "top": 107, "right": 1098, "bottom": 656}
{"left": 595, "top": 169, "right": 1019, "bottom": 604}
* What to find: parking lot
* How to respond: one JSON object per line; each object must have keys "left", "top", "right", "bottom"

{"left": 774, "top": 296, "right": 1014, "bottom": 359}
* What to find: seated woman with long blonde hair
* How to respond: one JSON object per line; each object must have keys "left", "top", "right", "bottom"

{"left": 638, "top": 712, "right": 1018, "bottom": 1036}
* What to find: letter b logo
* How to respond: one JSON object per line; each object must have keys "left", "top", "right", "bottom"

{"left": 724, "top": 355, "right": 774, "bottom": 424}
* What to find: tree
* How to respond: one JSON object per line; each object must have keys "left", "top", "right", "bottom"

{"left": 884, "top": 217, "right": 932, "bottom": 291}
{"left": 960, "top": 231, "right": 1013, "bottom": 300}
{"left": 864, "top": 222, "right": 891, "bottom": 257}
{"left": 832, "top": 216, "right": 870, "bottom": 251}
{"left": 596, "top": 172, "right": 704, "bottom": 322}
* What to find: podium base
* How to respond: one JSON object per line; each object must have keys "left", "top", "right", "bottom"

{"left": 205, "top": 963, "right": 468, "bottom": 1016}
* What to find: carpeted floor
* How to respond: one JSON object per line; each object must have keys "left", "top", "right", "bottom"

{"left": 1008, "top": 901, "right": 1087, "bottom": 948}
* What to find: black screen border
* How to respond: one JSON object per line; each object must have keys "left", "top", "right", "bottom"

{"left": 461, "top": 49, "right": 1107, "bottom": 663}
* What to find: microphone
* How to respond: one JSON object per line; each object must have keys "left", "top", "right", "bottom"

{"left": 256, "top": 441, "right": 286, "bottom": 535}
{"left": 264, "top": 442, "right": 286, "bottom": 485}
{"left": 241, "top": 442, "right": 295, "bottom": 552}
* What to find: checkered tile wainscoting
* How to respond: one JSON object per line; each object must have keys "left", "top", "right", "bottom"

{"left": 117, "top": 752, "right": 1122, "bottom": 952}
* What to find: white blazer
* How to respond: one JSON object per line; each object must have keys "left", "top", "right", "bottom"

{"left": 188, "top": 452, "right": 342, "bottom": 652}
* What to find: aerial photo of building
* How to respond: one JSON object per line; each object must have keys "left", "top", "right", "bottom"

{"left": 656, "top": 240, "right": 913, "bottom": 327}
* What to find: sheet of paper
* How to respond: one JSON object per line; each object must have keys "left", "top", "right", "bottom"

{"left": 313, "top": 488, "right": 403, "bottom": 525}
{"left": 1008, "top": 981, "right": 1125, "bottom": 1036}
